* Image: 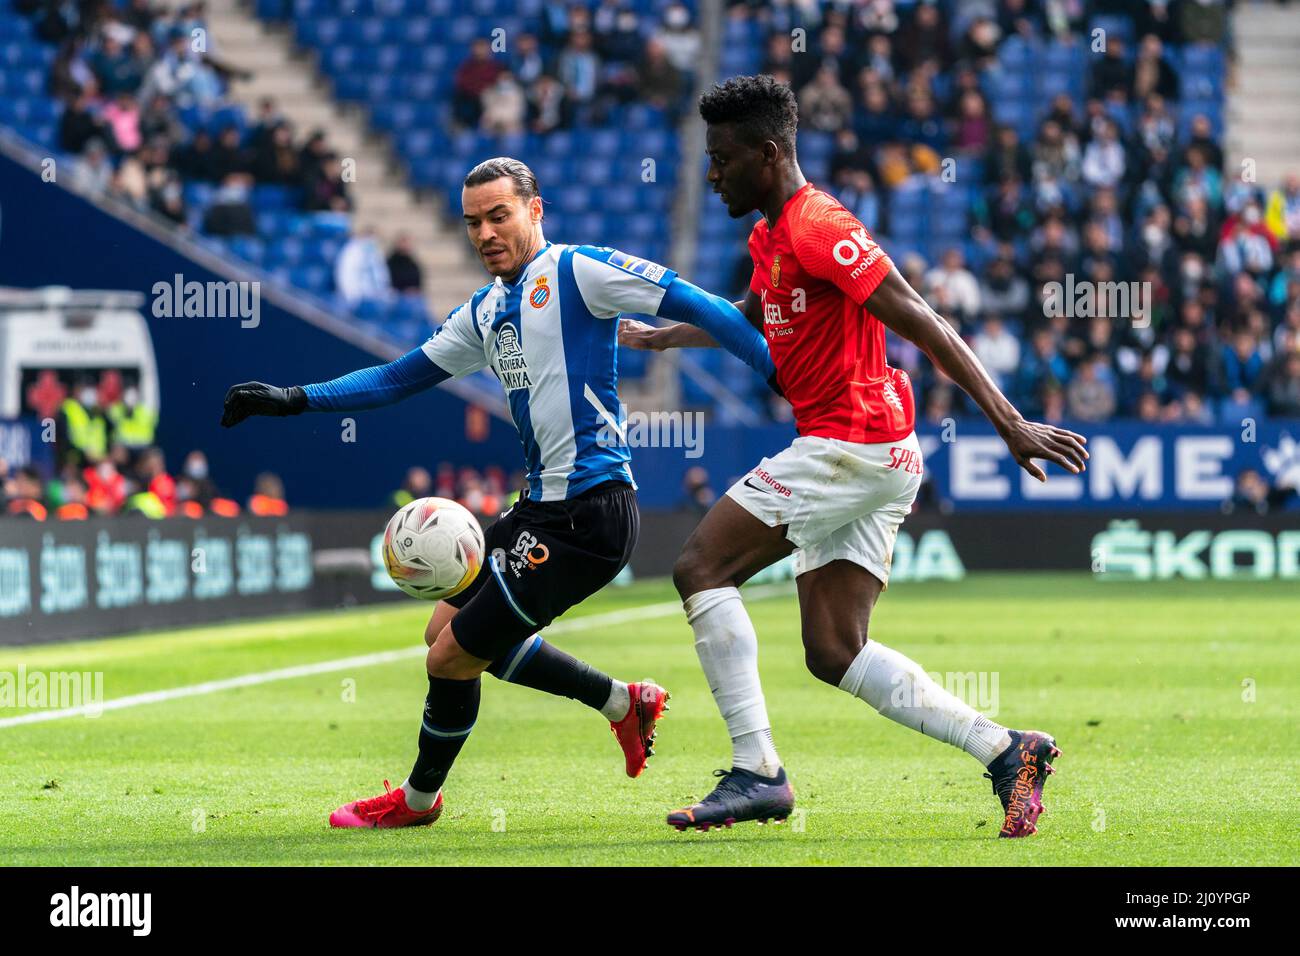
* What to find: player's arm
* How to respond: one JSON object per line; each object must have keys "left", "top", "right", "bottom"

{"left": 573, "top": 246, "right": 773, "bottom": 380}
{"left": 866, "top": 267, "right": 1088, "bottom": 481}
{"left": 220, "top": 348, "right": 452, "bottom": 426}
{"left": 618, "top": 287, "right": 762, "bottom": 351}
{"left": 221, "top": 299, "right": 487, "bottom": 427}
{"left": 653, "top": 277, "right": 773, "bottom": 379}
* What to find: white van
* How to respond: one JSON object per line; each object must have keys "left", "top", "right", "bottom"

{"left": 0, "top": 286, "right": 160, "bottom": 420}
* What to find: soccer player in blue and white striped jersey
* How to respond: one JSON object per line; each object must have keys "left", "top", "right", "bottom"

{"left": 221, "top": 156, "right": 775, "bottom": 828}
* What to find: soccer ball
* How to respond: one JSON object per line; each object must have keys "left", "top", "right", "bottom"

{"left": 382, "top": 497, "right": 485, "bottom": 600}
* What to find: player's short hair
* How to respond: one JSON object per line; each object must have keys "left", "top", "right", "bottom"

{"left": 698, "top": 74, "right": 798, "bottom": 156}
{"left": 463, "top": 156, "right": 541, "bottom": 202}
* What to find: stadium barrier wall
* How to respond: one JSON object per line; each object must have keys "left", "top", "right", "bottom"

{"left": 3, "top": 509, "right": 1297, "bottom": 645}
{"left": 634, "top": 509, "right": 1300, "bottom": 582}
{"left": 0, "top": 512, "right": 404, "bottom": 645}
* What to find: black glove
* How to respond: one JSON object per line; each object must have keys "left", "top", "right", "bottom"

{"left": 221, "top": 382, "right": 308, "bottom": 428}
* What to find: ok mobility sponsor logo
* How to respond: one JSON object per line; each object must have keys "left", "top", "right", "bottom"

{"left": 831, "top": 227, "right": 885, "bottom": 279}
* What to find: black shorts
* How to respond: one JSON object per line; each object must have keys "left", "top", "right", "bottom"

{"left": 445, "top": 480, "right": 639, "bottom": 661}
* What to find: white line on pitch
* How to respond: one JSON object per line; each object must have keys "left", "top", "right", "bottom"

{"left": 0, "top": 582, "right": 794, "bottom": 730}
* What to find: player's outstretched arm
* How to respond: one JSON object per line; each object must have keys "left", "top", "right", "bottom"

{"left": 619, "top": 288, "right": 762, "bottom": 352}
{"left": 220, "top": 347, "right": 451, "bottom": 427}
{"left": 866, "top": 268, "right": 1088, "bottom": 481}
{"left": 652, "top": 277, "right": 774, "bottom": 380}
{"left": 618, "top": 317, "right": 715, "bottom": 351}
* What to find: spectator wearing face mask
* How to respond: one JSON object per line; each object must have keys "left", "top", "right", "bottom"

{"left": 481, "top": 71, "right": 527, "bottom": 135}
{"left": 180, "top": 450, "right": 240, "bottom": 516}
{"left": 60, "top": 381, "right": 109, "bottom": 468}
{"left": 107, "top": 385, "right": 158, "bottom": 452}
{"left": 83, "top": 459, "right": 127, "bottom": 515}
{"left": 1217, "top": 203, "right": 1277, "bottom": 278}
{"left": 1066, "top": 352, "right": 1119, "bottom": 423}
{"left": 202, "top": 172, "right": 257, "bottom": 236}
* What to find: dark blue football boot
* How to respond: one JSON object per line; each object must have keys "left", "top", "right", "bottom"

{"left": 667, "top": 767, "right": 795, "bottom": 832}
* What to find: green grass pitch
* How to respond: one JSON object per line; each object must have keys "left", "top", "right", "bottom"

{"left": 1, "top": 573, "right": 1296, "bottom": 866}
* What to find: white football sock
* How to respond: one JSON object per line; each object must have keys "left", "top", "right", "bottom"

{"left": 733, "top": 729, "right": 780, "bottom": 777}
{"left": 683, "top": 587, "right": 782, "bottom": 777}
{"left": 838, "top": 640, "right": 1011, "bottom": 766}
{"left": 400, "top": 778, "right": 438, "bottom": 811}
{"left": 600, "top": 680, "right": 630, "bottom": 721}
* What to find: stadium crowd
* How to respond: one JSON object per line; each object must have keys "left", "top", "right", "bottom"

{"left": 0, "top": 367, "right": 288, "bottom": 520}
{"left": 11, "top": 0, "right": 1299, "bottom": 436}
{"left": 716, "top": 0, "right": 1299, "bottom": 427}
{"left": 449, "top": 1, "right": 699, "bottom": 133}
{"left": 387, "top": 463, "right": 526, "bottom": 518}
{"left": 16, "top": 0, "right": 430, "bottom": 310}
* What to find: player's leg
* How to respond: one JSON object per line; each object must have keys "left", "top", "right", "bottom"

{"left": 425, "top": 601, "right": 663, "bottom": 776}
{"left": 672, "top": 495, "right": 793, "bottom": 780}
{"left": 423, "top": 601, "right": 457, "bottom": 646}
{"left": 330, "top": 573, "right": 535, "bottom": 828}
{"left": 328, "top": 610, "right": 494, "bottom": 829}
{"left": 427, "top": 601, "right": 629, "bottom": 723}
{"left": 670, "top": 436, "right": 864, "bottom": 789}
{"left": 798, "top": 511, "right": 1060, "bottom": 838}
{"left": 439, "top": 488, "right": 665, "bottom": 775}
{"left": 397, "top": 617, "right": 493, "bottom": 810}
{"left": 797, "top": 557, "right": 1012, "bottom": 757}
{"left": 667, "top": 466, "right": 812, "bottom": 831}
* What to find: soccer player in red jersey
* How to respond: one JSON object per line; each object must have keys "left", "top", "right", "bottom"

{"left": 621, "top": 76, "right": 1088, "bottom": 837}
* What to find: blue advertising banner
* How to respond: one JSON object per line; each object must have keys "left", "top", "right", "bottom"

{"left": 912, "top": 421, "right": 1300, "bottom": 512}
{"left": 623, "top": 420, "right": 1300, "bottom": 511}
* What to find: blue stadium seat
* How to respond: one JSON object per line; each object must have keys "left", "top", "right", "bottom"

{"left": 227, "top": 236, "right": 267, "bottom": 265}
{"left": 1041, "top": 40, "right": 1084, "bottom": 74}
{"left": 998, "top": 35, "right": 1038, "bottom": 70}
{"left": 1089, "top": 15, "right": 1134, "bottom": 46}
{"left": 183, "top": 182, "right": 215, "bottom": 209}
{"left": 308, "top": 213, "right": 352, "bottom": 238}
{"left": 289, "top": 264, "right": 330, "bottom": 292}
{"left": 1181, "top": 43, "right": 1224, "bottom": 75}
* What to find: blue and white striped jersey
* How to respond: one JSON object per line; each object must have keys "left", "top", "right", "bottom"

{"left": 424, "top": 242, "right": 676, "bottom": 501}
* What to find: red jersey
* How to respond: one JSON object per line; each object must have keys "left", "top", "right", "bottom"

{"left": 748, "top": 183, "right": 915, "bottom": 443}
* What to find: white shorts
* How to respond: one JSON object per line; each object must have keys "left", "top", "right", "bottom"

{"left": 725, "top": 432, "right": 923, "bottom": 586}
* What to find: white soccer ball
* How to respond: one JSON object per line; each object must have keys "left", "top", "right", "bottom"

{"left": 382, "top": 497, "right": 485, "bottom": 600}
